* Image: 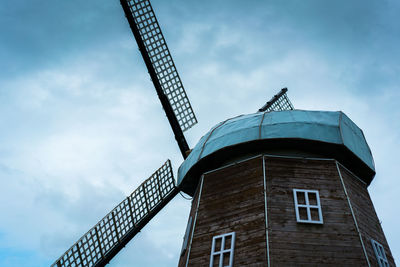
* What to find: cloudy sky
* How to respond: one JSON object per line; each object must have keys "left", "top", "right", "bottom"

{"left": 0, "top": 0, "right": 399, "bottom": 266}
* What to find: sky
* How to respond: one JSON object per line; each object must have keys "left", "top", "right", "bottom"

{"left": 0, "top": 0, "right": 399, "bottom": 266}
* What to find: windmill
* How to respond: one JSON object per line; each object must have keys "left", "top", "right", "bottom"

{"left": 52, "top": 0, "right": 199, "bottom": 265}
{"left": 53, "top": 0, "right": 395, "bottom": 266}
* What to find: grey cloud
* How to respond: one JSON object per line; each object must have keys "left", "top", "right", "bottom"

{"left": 1, "top": 0, "right": 399, "bottom": 266}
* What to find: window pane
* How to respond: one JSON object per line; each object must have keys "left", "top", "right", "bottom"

{"left": 296, "top": 191, "right": 306, "bottom": 204}
{"left": 299, "top": 207, "right": 308, "bottom": 220}
{"left": 210, "top": 232, "right": 235, "bottom": 267}
{"left": 308, "top": 192, "right": 318, "bottom": 205}
{"left": 224, "top": 235, "right": 232, "bottom": 249}
{"left": 371, "top": 239, "right": 389, "bottom": 267}
{"left": 223, "top": 252, "right": 230, "bottom": 266}
{"left": 310, "top": 208, "right": 320, "bottom": 221}
{"left": 214, "top": 237, "right": 222, "bottom": 252}
{"left": 212, "top": 254, "right": 220, "bottom": 267}
{"left": 293, "top": 189, "right": 323, "bottom": 224}
{"left": 379, "top": 245, "right": 385, "bottom": 257}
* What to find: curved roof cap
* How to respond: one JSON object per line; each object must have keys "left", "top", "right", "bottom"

{"left": 178, "top": 110, "right": 375, "bottom": 188}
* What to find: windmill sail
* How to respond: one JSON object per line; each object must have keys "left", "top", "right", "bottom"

{"left": 258, "top": 88, "right": 294, "bottom": 112}
{"left": 52, "top": 160, "right": 178, "bottom": 267}
{"left": 120, "top": 0, "right": 197, "bottom": 158}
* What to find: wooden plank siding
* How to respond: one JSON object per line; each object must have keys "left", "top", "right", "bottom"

{"left": 178, "top": 155, "right": 394, "bottom": 266}
{"left": 265, "top": 156, "right": 368, "bottom": 266}
{"left": 338, "top": 164, "right": 396, "bottom": 266}
{"left": 178, "top": 177, "right": 203, "bottom": 267}
{"left": 182, "top": 157, "right": 267, "bottom": 266}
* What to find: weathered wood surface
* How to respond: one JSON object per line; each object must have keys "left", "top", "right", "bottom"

{"left": 339, "top": 164, "right": 396, "bottom": 266}
{"left": 178, "top": 155, "right": 395, "bottom": 266}
{"left": 183, "top": 157, "right": 267, "bottom": 266}
{"left": 265, "top": 157, "right": 369, "bottom": 266}
{"left": 178, "top": 179, "right": 202, "bottom": 267}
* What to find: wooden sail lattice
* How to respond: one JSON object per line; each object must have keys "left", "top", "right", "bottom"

{"left": 124, "top": 0, "right": 197, "bottom": 132}
{"left": 258, "top": 88, "right": 294, "bottom": 113}
{"left": 52, "top": 160, "right": 177, "bottom": 267}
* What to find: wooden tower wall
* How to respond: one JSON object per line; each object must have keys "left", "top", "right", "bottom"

{"left": 338, "top": 165, "right": 394, "bottom": 266}
{"left": 178, "top": 155, "right": 395, "bottom": 266}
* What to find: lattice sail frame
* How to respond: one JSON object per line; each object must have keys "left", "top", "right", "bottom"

{"left": 125, "top": 0, "right": 197, "bottom": 131}
{"left": 52, "top": 160, "right": 176, "bottom": 267}
{"left": 259, "top": 88, "right": 294, "bottom": 113}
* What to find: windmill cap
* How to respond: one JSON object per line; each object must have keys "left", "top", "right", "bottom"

{"left": 177, "top": 110, "right": 375, "bottom": 196}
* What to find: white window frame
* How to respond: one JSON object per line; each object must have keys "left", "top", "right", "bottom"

{"left": 293, "top": 189, "right": 323, "bottom": 224}
{"left": 371, "top": 239, "right": 389, "bottom": 267}
{"left": 209, "top": 232, "right": 235, "bottom": 267}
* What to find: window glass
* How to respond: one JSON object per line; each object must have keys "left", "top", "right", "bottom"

{"left": 371, "top": 239, "right": 389, "bottom": 267}
{"left": 210, "top": 232, "right": 236, "bottom": 267}
{"left": 293, "top": 189, "right": 323, "bottom": 224}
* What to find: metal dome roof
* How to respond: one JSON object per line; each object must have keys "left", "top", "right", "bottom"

{"left": 177, "top": 110, "right": 375, "bottom": 193}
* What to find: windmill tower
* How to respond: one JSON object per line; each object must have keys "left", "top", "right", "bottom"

{"left": 176, "top": 106, "right": 396, "bottom": 266}
{"left": 52, "top": 0, "right": 395, "bottom": 266}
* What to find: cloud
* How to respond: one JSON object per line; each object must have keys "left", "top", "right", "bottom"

{"left": 1, "top": 0, "right": 399, "bottom": 266}
{"left": 0, "top": 43, "right": 186, "bottom": 265}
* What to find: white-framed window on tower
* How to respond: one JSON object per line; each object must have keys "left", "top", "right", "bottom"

{"left": 371, "top": 239, "right": 389, "bottom": 267}
{"left": 209, "top": 232, "right": 236, "bottom": 267}
{"left": 293, "top": 189, "right": 323, "bottom": 224}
